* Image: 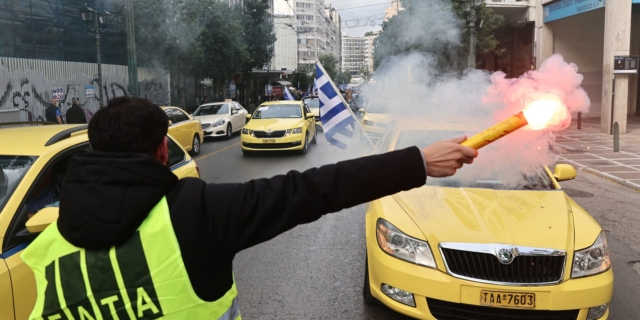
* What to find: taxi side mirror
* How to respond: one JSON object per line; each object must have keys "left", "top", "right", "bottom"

{"left": 358, "top": 108, "right": 365, "bottom": 114}
{"left": 554, "top": 164, "right": 577, "bottom": 181}
{"left": 245, "top": 114, "right": 251, "bottom": 124}
{"left": 168, "top": 120, "right": 173, "bottom": 126}
{"left": 232, "top": 109, "right": 238, "bottom": 115}
{"left": 26, "top": 207, "right": 59, "bottom": 233}
{"left": 305, "top": 114, "right": 314, "bottom": 119}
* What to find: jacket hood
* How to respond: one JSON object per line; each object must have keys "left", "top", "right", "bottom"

{"left": 57, "top": 152, "right": 178, "bottom": 249}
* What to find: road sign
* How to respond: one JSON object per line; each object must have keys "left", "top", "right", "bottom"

{"left": 613, "top": 56, "right": 638, "bottom": 74}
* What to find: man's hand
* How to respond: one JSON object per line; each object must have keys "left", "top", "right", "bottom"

{"left": 422, "top": 136, "right": 477, "bottom": 178}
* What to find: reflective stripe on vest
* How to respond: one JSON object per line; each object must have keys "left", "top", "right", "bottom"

{"left": 22, "top": 197, "right": 241, "bottom": 320}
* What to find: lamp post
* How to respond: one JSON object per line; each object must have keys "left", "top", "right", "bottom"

{"left": 463, "top": 0, "right": 483, "bottom": 71}
{"left": 125, "top": 0, "right": 138, "bottom": 98}
{"left": 79, "top": 4, "right": 110, "bottom": 108}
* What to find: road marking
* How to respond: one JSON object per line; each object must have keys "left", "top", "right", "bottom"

{"left": 195, "top": 142, "right": 241, "bottom": 161}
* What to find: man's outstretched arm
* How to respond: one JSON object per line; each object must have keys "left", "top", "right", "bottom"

{"left": 198, "top": 140, "right": 476, "bottom": 255}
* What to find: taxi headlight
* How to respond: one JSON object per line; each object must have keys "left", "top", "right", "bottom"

{"left": 285, "top": 127, "right": 302, "bottom": 136}
{"left": 572, "top": 231, "right": 610, "bottom": 278}
{"left": 213, "top": 119, "right": 225, "bottom": 127}
{"left": 363, "top": 120, "right": 374, "bottom": 126}
{"left": 376, "top": 218, "right": 436, "bottom": 268}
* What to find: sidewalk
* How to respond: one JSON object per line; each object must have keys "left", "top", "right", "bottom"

{"left": 554, "top": 116, "right": 640, "bottom": 190}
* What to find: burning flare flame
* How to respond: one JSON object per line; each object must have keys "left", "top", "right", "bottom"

{"left": 522, "top": 98, "right": 567, "bottom": 130}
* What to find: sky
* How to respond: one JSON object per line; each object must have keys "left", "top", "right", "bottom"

{"left": 274, "top": 0, "right": 388, "bottom": 37}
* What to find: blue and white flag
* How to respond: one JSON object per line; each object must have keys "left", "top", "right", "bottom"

{"left": 284, "top": 86, "right": 295, "bottom": 101}
{"left": 316, "top": 62, "right": 356, "bottom": 149}
{"left": 313, "top": 78, "right": 317, "bottom": 95}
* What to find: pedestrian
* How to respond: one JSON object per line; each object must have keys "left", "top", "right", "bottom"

{"left": 65, "top": 98, "right": 87, "bottom": 124}
{"left": 22, "top": 97, "right": 477, "bottom": 319}
{"left": 45, "top": 98, "right": 63, "bottom": 124}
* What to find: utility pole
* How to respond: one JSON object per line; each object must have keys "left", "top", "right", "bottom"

{"left": 126, "top": 0, "right": 139, "bottom": 97}
{"left": 467, "top": 2, "right": 476, "bottom": 70}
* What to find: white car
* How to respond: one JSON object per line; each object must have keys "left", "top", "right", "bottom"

{"left": 192, "top": 101, "right": 249, "bottom": 139}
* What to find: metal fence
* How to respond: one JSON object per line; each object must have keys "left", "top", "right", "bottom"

{"left": 0, "top": 57, "right": 169, "bottom": 123}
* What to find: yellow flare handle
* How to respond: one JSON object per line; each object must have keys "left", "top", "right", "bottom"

{"left": 461, "top": 112, "right": 529, "bottom": 150}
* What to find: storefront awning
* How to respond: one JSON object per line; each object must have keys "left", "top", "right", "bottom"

{"left": 275, "top": 81, "right": 292, "bottom": 86}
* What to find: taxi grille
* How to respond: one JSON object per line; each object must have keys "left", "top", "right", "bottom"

{"left": 253, "top": 130, "right": 286, "bottom": 138}
{"left": 427, "top": 298, "right": 579, "bottom": 320}
{"left": 441, "top": 248, "right": 565, "bottom": 284}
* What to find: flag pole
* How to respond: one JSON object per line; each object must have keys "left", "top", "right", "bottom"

{"left": 316, "top": 62, "right": 376, "bottom": 150}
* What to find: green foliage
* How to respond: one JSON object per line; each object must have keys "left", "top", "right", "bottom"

{"left": 241, "top": 0, "right": 277, "bottom": 74}
{"left": 335, "top": 72, "right": 352, "bottom": 85}
{"left": 318, "top": 54, "right": 339, "bottom": 79}
{"left": 373, "top": 0, "right": 504, "bottom": 71}
{"left": 364, "top": 31, "right": 375, "bottom": 37}
{"left": 291, "top": 72, "right": 312, "bottom": 92}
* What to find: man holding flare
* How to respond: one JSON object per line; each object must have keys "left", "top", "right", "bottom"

{"left": 22, "top": 97, "right": 477, "bottom": 319}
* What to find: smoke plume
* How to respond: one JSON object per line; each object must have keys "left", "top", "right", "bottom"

{"left": 366, "top": 1, "right": 591, "bottom": 188}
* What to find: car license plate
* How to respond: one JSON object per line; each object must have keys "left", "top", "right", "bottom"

{"left": 480, "top": 291, "right": 535, "bottom": 309}
{"left": 262, "top": 139, "right": 276, "bottom": 143}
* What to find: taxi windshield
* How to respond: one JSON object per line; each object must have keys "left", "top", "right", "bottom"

{"left": 303, "top": 97, "right": 319, "bottom": 109}
{"left": 194, "top": 104, "right": 229, "bottom": 116}
{"left": 393, "top": 130, "right": 556, "bottom": 191}
{"left": 253, "top": 105, "right": 302, "bottom": 119}
{"left": 0, "top": 156, "right": 37, "bottom": 214}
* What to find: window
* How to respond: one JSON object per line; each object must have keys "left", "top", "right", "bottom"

{"left": 167, "top": 137, "right": 187, "bottom": 169}
{"left": 172, "top": 109, "right": 189, "bottom": 123}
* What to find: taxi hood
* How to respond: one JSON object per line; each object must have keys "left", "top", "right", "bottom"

{"left": 392, "top": 187, "right": 573, "bottom": 250}
{"left": 364, "top": 113, "right": 393, "bottom": 124}
{"left": 246, "top": 118, "right": 305, "bottom": 131}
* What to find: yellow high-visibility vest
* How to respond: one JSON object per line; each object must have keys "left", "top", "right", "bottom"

{"left": 22, "top": 197, "right": 241, "bottom": 320}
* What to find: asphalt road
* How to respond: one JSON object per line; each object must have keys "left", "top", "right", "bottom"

{"left": 193, "top": 132, "right": 640, "bottom": 320}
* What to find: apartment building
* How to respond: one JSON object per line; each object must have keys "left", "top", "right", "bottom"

{"left": 295, "top": 0, "right": 341, "bottom": 72}
{"left": 342, "top": 36, "right": 369, "bottom": 76}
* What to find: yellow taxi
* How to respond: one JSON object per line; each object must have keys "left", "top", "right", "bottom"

{"left": 301, "top": 95, "right": 322, "bottom": 129}
{"left": 241, "top": 101, "right": 317, "bottom": 155}
{"left": 359, "top": 100, "right": 396, "bottom": 141}
{"left": 161, "top": 106, "right": 204, "bottom": 156}
{"left": 0, "top": 124, "right": 200, "bottom": 320}
{"left": 364, "top": 117, "right": 612, "bottom": 320}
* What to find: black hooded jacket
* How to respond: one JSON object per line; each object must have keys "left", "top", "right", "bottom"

{"left": 58, "top": 147, "right": 427, "bottom": 302}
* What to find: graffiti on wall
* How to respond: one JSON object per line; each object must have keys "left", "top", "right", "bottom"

{"left": 0, "top": 67, "right": 170, "bottom": 123}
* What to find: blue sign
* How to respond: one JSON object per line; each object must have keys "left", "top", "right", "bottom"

{"left": 543, "top": 0, "right": 605, "bottom": 23}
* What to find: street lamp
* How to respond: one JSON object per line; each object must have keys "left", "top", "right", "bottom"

{"left": 462, "top": 0, "right": 483, "bottom": 71}
{"left": 80, "top": 4, "right": 110, "bottom": 107}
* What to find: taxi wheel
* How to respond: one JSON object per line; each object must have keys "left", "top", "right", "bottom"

{"left": 225, "top": 124, "right": 233, "bottom": 140}
{"left": 189, "top": 135, "right": 201, "bottom": 156}
{"left": 311, "top": 126, "right": 317, "bottom": 144}
{"left": 363, "top": 253, "right": 382, "bottom": 305}
{"left": 299, "top": 133, "right": 309, "bottom": 155}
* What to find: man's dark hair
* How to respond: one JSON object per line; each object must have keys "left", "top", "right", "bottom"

{"left": 88, "top": 97, "right": 168, "bottom": 155}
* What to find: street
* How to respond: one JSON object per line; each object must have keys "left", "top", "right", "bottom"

{"left": 194, "top": 131, "right": 640, "bottom": 320}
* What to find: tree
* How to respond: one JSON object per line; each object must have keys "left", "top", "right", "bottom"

{"left": 373, "top": 0, "right": 503, "bottom": 72}
{"left": 318, "top": 54, "right": 339, "bottom": 80}
{"left": 240, "top": 0, "right": 277, "bottom": 105}
{"left": 364, "top": 31, "right": 375, "bottom": 37}
{"left": 335, "top": 72, "right": 351, "bottom": 85}
{"left": 291, "top": 71, "right": 312, "bottom": 93}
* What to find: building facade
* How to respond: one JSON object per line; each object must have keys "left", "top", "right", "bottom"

{"left": 295, "top": 0, "right": 341, "bottom": 72}
{"left": 271, "top": 14, "right": 298, "bottom": 72}
{"left": 483, "top": 0, "right": 638, "bottom": 134}
{"left": 342, "top": 35, "right": 368, "bottom": 76}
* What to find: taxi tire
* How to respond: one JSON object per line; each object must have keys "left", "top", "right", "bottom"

{"left": 311, "top": 127, "right": 317, "bottom": 144}
{"left": 299, "top": 133, "right": 309, "bottom": 155}
{"left": 189, "top": 134, "right": 201, "bottom": 156}
{"left": 363, "top": 253, "right": 382, "bottom": 305}
{"left": 225, "top": 124, "right": 233, "bottom": 140}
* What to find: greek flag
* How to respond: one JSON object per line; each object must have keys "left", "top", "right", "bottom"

{"left": 284, "top": 86, "right": 295, "bottom": 101}
{"left": 316, "top": 62, "right": 356, "bottom": 149}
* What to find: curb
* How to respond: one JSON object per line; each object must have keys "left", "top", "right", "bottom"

{"left": 579, "top": 167, "right": 640, "bottom": 192}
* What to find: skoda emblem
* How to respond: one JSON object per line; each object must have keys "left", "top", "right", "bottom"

{"left": 267, "top": 128, "right": 272, "bottom": 132}
{"left": 497, "top": 248, "right": 515, "bottom": 264}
